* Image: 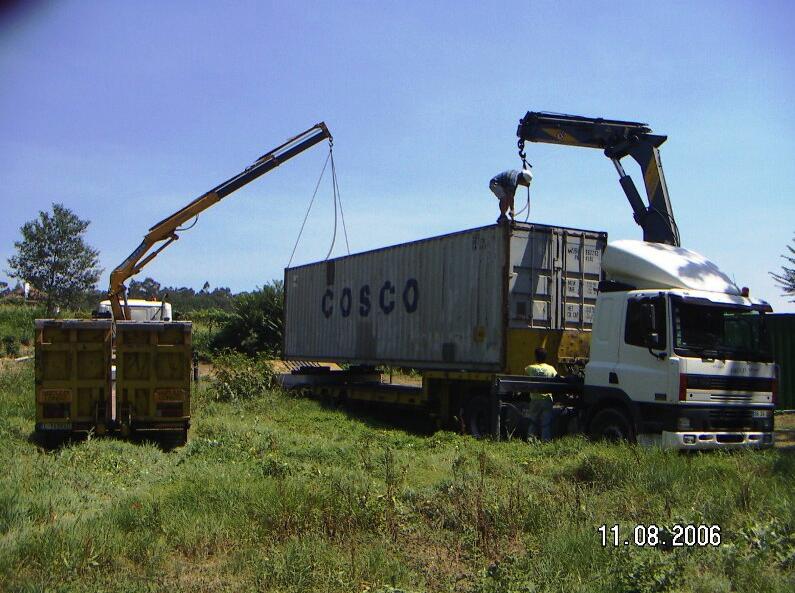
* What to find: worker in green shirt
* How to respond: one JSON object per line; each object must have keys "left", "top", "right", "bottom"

{"left": 524, "top": 347, "right": 557, "bottom": 441}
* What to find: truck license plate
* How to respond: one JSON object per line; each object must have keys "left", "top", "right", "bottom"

{"left": 40, "top": 423, "right": 71, "bottom": 431}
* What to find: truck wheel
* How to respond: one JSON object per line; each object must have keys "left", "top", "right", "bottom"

{"left": 465, "top": 396, "right": 491, "bottom": 439}
{"left": 588, "top": 408, "right": 635, "bottom": 442}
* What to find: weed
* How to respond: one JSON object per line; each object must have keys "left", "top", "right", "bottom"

{"left": 209, "top": 350, "right": 274, "bottom": 401}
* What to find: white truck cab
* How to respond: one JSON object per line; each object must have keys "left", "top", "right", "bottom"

{"left": 585, "top": 240, "right": 776, "bottom": 449}
{"left": 97, "top": 299, "right": 173, "bottom": 322}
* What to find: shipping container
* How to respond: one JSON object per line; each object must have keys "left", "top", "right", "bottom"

{"left": 284, "top": 222, "right": 607, "bottom": 372}
{"left": 115, "top": 321, "right": 192, "bottom": 441}
{"left": 767, "top": 313, "right": 795, "bottom": 409}
{"left": 34, "top": 319, "right": 112, "bottom": 436}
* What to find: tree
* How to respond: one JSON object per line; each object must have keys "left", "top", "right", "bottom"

{"left": 6, "top": 203, "right": 102, "bottom": 314}
{"left": 771, "top": 233, "right": 795, "bottom": 301}
{"left": 128, "top": 277, "right": 161, "bottom": 299}
{"left": 771, "top": 233, "right": 795, "bottom": 302}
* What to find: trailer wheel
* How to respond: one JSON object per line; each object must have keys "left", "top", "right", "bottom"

{"left": 35, "top": 430, "right": 65, "bottom": 450}
{"left": 588, "top": 408, "right": 635, "bottom": 442}
{"left": 465, "top": 396, "right": 491, "bottom": 438}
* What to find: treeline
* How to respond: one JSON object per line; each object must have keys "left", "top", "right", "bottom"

{"left": 126, "top": 277, "right": 235, "bottom": 312}
{"left": 0, "top": 277, "right": 284, "bottom": 360}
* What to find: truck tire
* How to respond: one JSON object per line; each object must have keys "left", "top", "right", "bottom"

{"left": 588, "top": 408, "right": 635, "bottom": 442}
{"left": 465, "top": 396, "right": 491, "bottom": 439}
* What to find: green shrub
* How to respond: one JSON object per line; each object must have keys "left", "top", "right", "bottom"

{"left": 210, "top": 350, "right": 275, "bottom": 401}
{"left": 2, "top": 336, "right": 19, "bottom": 357}
{"left": 212, "top": 282, "right": 283, "bottom": 356}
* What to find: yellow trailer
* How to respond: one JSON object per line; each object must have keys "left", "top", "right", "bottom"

{"left": 34, "top": 319, "right": 112, "bottom": 441}
{"left": 115, "top": 321, "right": 192, "bottom": 443}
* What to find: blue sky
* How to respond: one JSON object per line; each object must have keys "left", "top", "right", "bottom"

{"left": 1, "top": 0, "right": 793, "bottom": 311}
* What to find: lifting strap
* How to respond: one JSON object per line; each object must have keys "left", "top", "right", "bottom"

{"left": 288, "top": 143, "right": 351, "bottom": 268}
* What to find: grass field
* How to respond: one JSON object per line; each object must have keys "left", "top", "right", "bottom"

{"left": 1, "top": 359, "right": 794, "bottom": 593}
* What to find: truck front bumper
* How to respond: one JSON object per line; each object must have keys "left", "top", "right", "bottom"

{"left": 660, "top": 430, "right": 773, "bottom": 450}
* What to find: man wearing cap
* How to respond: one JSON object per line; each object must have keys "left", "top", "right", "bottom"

{"left": 489, "top": 167, "right": 533, "bottom": 223}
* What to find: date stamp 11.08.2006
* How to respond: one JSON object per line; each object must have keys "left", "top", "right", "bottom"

{"left": 598, "top": 524, "right": 722, "bottom": 548}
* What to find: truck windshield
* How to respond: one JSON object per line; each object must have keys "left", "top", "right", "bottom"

{"left": 671, "top": 299, "right": 772, "bottom": 362}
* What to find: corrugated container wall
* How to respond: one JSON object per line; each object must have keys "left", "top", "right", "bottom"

{"left": 767, "top": 313, "right": 795, "bottom": 409}
{"left": 284, "top": 222, "right": 606, "bottom": 371}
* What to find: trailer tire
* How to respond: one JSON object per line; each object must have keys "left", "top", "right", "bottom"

{"left": 465, "top": 396, "right": 491, "bottom": 439}
{"left": 35, "top": 430, "right": 65, "bottom": 450}
{"left": 588, "top": 408, "right": 635, "bottom": 442}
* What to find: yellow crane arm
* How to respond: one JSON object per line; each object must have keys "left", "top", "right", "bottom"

{"left": 108, "top": 122, "right": 332, "bottom": 320}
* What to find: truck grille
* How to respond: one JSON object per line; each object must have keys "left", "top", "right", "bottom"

{"left": 686, "top": 375, "right": 772, "bottom": 392}
{"left": 708, "top": 409, "right": 754, "bottom": 430}
{"left": 708, "top": 393, "right": 753, "bottom": 403}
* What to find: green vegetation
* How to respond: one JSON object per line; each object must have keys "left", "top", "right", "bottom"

{"left": 188, "top": 281, "right": 284, "bottom": 360}
{"left": 0, "top": 304, "right": 44, "bottom": 355}
{"left": 6, "top": 203, "right": 102, "bottom": 315}
{"left": 1, "top": 355, "right": 794, "bottom": 592}
{"left": 771, "top": 232, "right": 795, "bottom": 301}
{"left": 127, "top": 277, "right": 235, "bottom": 313}
{"left": 207, "top": 281, "right": 284, "bottom": 357}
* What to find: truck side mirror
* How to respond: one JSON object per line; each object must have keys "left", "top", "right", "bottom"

{"left": 637, "top": 300, "right": 665, "bottom": 358}
{"left": 644, "top": 331, "right": 661, "bottom": 348}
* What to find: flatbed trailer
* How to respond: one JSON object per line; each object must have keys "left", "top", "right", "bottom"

{"left": 278, "top": 365, "right": 585, "bottom": 439}
{"left": 281, "top": 364, "right": 775, "bottom": 449}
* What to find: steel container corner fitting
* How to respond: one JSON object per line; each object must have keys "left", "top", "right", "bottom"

{"left": 284, "top": 222, "right": 606, "bottom": 372}
{"left": 34, "top": 319, "right": 113, "bottom": 435}
{"left": 115, "top": 321, "right": 192, "bottom": 437}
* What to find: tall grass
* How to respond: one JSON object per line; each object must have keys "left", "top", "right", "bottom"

{"left": 1, "top": 357, "right": 793, "bottom": 592}
{"left": 0, "top": 303, "right": 44, "bottom": 350}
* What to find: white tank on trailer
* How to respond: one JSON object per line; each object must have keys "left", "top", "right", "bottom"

{"left": 602, "top": 240, "right": 741, "bottom": 295}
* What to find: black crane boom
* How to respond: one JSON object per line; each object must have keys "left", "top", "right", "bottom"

{"left": 517, "top": 112, "right": 679, "bottom": 246}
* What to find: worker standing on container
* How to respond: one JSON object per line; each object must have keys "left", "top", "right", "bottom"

{"left": 524, "top": 347, "right": 557, "bottom": 441}
{"left": 489, "top": 167, "right": 533, "bottom": 223}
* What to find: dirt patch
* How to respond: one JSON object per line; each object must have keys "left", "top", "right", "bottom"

{"left": 775, "top": 412, "right": 795, "bottom": 449}
{"left": 198, "top": 362, "right": 214, "bottom": 378}
{"left": 384, "top": 373, "right": 422, "bottom": 387}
